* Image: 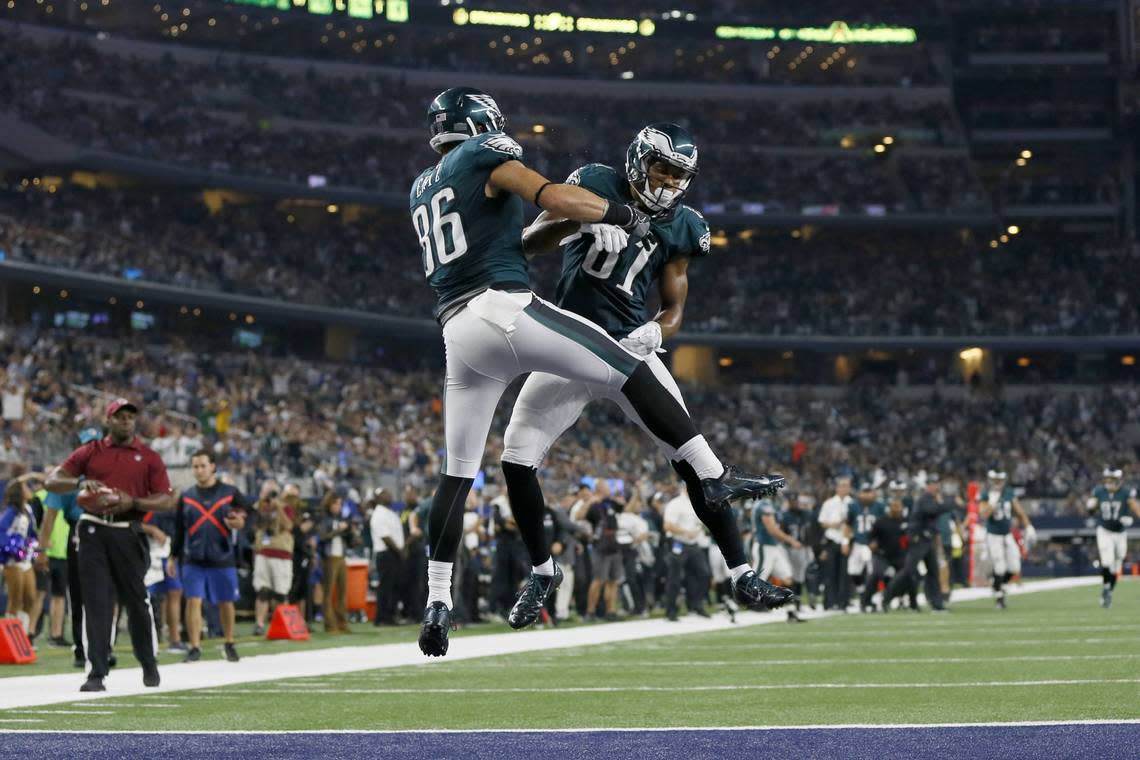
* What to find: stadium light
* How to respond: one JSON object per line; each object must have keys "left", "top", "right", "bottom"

{"left": 718, "top": 357, "right": 734, "bottom": 367}
{"left": 882, "top": 136, "right": 894, "bottom": 145}
{"left": 1123, "top": 356, "right": 1136, "bottom": 366}
{"left": 136, "top": 300, "right": 145, "bottom": 309}
{"left": 873, "top": 144, "right": 885, "bottom": 153}
{"left": 1020, "top": 149, "right": 1032, "bottom": 159}
{"left": 959, "top": 347, "right": 983, "bottom": 362}
{"left": 532, "top": 124, "right": 546, "bottom": 133}
{"left": 989, "top": 240, "right": 999, "bottom": 248}
{"left": 1017, "top": 357, "right": 1031, "bottom": 367}
{"left": 1007, "top": 225, "right": 1020, "bottom": 235}
{"left": 32, "top": 286, "right": 41, "bottom": 295}
{"left": 999, "top": 234, "right": 1009, "bottom": 243}
{"left": 1015, "top": 158, "right": 1027, "bottom": 167}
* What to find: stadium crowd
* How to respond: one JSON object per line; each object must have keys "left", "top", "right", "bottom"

{"left": 2, "top": 184, "right": 1136, "bottom": 336}
{"left": 2, "top": 33, "right": 970, "bottom": 208}
{"left": 1, "top": 3, "right": 943, "bottom": 86}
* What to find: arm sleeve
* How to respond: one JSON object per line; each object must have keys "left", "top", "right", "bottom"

{"left": 61, "top": 444, "right": 94, "bottom": 477}
{"left": 147, "top": 457, "right": 173, "bottom": 497}
{"left": 469, "top": 133, "right": 525, "bottom": 171}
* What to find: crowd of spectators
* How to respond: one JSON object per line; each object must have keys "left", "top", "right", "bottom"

{"left": 1, "top": 1, "right": 944, "bottom": 86}
{"left": 1, "top": 33, "right": 968, "bottom": 208}
{"left": 3, "top": 320, "right": 1137, "bottom": 631}
{"left": 3, "top": 323, "right": 1137, "bottom": 511}
{"left": 3, "top": 183, "right": 1135, "bottom": 336}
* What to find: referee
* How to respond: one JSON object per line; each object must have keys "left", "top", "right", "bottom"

{"left": 45, "top": 399, "right": 176, "bottom": 692}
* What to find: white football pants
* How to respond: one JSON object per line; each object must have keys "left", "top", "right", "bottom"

{"left": 440, "top": 289, "right": 642, "bottom": 478}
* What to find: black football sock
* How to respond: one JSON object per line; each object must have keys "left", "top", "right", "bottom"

{"left": 1101, "top": 568, "right": 1113, "bottom": 588}
{"left": 673, "top": 460, "right": 747, "bottom": 568}
{"left": 993, "top": 575, "right": 1003, "bottom": 592}
{"left": 427, "top": 474, "right": 475, "bottom": 563}
{"left": 1109, "top": 572, "right": 1118, "bottom": 590}
{"left": 621, "top": 363, "right": 699, "bottom": 449}
{"left": 792, "top": 583, "right": 803, "bottom": 611}
{"left": 1003, "top": 572, "right": 1013, "bottom": 584}
{"left": 501, "top": 461, "right": 551, "bottom": 567}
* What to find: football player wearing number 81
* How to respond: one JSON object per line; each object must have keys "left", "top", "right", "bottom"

{"left": 504, "top": 124, "right": 795, "bottom": 630}
{"left": 409, "top": 88, "right": 788, "bottom": 656}
{"left": 1086, "top": 468, "right": 1140, "bottom": 608}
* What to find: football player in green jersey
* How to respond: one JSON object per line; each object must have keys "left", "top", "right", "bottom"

{"left": 978, "top": 470, "right": 1035, "bottom": 609}
{"left": 846, "top": 482, "right": 885, "bottom": 612}
{"left": 1086, "top": 467, "right": 1140, "bottom": 608}
{"left": 500, "top": 123, "right": 793, "bottom": 629}
{"left": 410, "top": 90, "right": 786, "bottom": 656}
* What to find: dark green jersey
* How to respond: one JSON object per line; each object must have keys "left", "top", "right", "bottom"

{"left": 847, "top": 500, "right": 885, "bottom": 544}
{"left": 409, "top": 132, "right": 530, "bottom": 318}
{"left": 980, "top": 487, "right": 1015, "bottom": 535}
{"left": 780, "top": 508, "right": 811, "bottom": 544}
{"left": 752, "top": 498, "right": 779, "bottom": 546}
{"left": 555, "top": 164, "right": 711, "bottom": 338}
{"left": 1089, "top": 485, "right": 1136, "bottom": 532}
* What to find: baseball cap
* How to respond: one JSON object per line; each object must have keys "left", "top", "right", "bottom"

{"left": 77, "top": 427, "right": 102, "bottom": 444}
{"left": 105, "top": 398, "right": 139, "bottom": 418}
{"left": 858, "top": 481, "right": 875, "bottom": 491}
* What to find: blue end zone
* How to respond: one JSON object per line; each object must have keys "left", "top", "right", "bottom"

{"left": 4, "top": 725, "right": 1137, "bottom": 760}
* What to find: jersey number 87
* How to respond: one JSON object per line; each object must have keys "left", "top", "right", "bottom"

{"left": 414, "top": 187, "right": 469, "bottom": 275}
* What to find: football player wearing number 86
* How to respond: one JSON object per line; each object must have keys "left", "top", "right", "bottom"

{"left": 1086, "top": 468, "right": 1140, "bottom": 608}
{"left": 409, "top": 88, "right": 787, "bottom": 656}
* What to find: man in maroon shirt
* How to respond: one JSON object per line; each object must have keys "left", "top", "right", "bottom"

{"left": 45, "top": 398, "right": 177, "bottom": 693}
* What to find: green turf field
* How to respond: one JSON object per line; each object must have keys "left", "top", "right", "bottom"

{"left": 3, "top": 583, "right": 1138, "bottom": 730}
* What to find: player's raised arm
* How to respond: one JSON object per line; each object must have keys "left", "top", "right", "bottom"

{"left": 488, "top": 160, "right": 649, "bottom": 237}
{"left": 656, "top": 257, "right": 690, "bottom": 339}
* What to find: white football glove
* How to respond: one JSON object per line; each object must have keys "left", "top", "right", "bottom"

{"left": 620, "top": 321, "right": 664, "bottom": 357}
{"left": 1024, "top": 524, "right": 1037, "bottom": 548}
{"left": 582, "top": 223, "right": 629, "bottom": 254}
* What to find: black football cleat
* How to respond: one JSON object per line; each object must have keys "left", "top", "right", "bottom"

{"left": 508, "top": 564, "right": 563, "bottom": 630}
{"left": 79, "top": 675, "right": 106, "bottom": 692}
{"left": 142, "top": 662, "right": 161, "bottom": 688}
{"left": 732, "top": 570, "right": 796, "bottom": 612}
{"left": 701, "top": 467, "right": 785, "bottom": 509}
{"left": 418, "top": 601, "right": 454, "bottom": 657}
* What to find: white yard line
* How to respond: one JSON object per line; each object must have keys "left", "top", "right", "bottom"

{"left": 0, "top": 576, "right": 1100, "bottom": 711}
{"left": 5, "top": 718, "right": 1140, "bottom": 734}
{"left": 203, "top": 677, "right": 1140, "bottom": 695}
{"left": 443, "top": 653, "right": 1140, "bottom": 668}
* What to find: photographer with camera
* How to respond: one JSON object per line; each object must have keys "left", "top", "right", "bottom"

{"left": 251, "top": 479, "right": 295, "bottom": 636}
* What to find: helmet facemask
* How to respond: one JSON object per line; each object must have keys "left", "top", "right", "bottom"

{"left": 626, "top": 125, "right": 698, "bottom": 216}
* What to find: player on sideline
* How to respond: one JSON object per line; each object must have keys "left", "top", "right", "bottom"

{"left": 171, "top": 450, "right": 249, "bottom": 662}
{"left": 978, "top": 470, "right": 1035, "bottom": 609}
{"left": 502, "top": 123, "right": 795, "bottom": 629}
{"left": 1086, "top": 468, "right": 1139, "bottom": 608}
{"left": 846, "top": 482, "right": 884, "bottom": 612}
{"left": 409, "top": 88, "right": 785, "bottom": 656}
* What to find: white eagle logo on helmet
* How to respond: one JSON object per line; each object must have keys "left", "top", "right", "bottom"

{"left": 640, "top": 127, "right": 698, "bottom": 171}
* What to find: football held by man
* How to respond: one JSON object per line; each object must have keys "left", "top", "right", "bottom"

{"left": 409, "top": 88, "right": 786, "bottom": 656}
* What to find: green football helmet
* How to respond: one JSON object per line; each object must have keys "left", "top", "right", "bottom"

{"left": 427, "top": 86, "right": 507, "bottom": 153}
{"left": 625, "top": 122, "right": 698, "bottom": 215}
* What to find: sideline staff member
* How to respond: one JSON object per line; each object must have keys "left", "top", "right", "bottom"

{"left": 46, "top": 399, "right": 176, "bottom": 692}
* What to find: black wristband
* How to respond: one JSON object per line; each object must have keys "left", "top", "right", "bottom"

{"left": 533, "top": 182, "right": 553, "bottom": 208}
{"left": 600, "top": 201, "right": 634, "bottom": 227}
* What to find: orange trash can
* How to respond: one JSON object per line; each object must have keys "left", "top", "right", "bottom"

{"left": 346, "top": 558, "right": 369, "bottom": 612}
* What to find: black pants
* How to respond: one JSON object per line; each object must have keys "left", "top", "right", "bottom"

{"left": 821, "top": 541, "right": 848, "bottom": 610}
{"left": 66, "top": 521, "right": 86, "bottom": 657}
{"left": 664, "top": 543, "right": 708, "bottom": 617}
{"left": 374, "top": 550, "right": 400, "bottom": 624}
{"left": 78, "top": 520, "right": 157, "bottom": 678}
{"left": 400, "top": 538, "right": 427, "bottom": 616}
{"left": 883, "top": 537, "right": 943, "bottom": 611}
{"left": 491, "top": 534, "right": 529, "bottom": 615}
{"left": 862, "top": 555, "right": 918, "bottom": 609}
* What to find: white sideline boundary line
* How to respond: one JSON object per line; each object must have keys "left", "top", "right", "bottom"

{"left": 0, "top": 576, "right": 1100, "bottom": 711}
{"left": 3, "top": 719, "right": 1140, "bottom": 734}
